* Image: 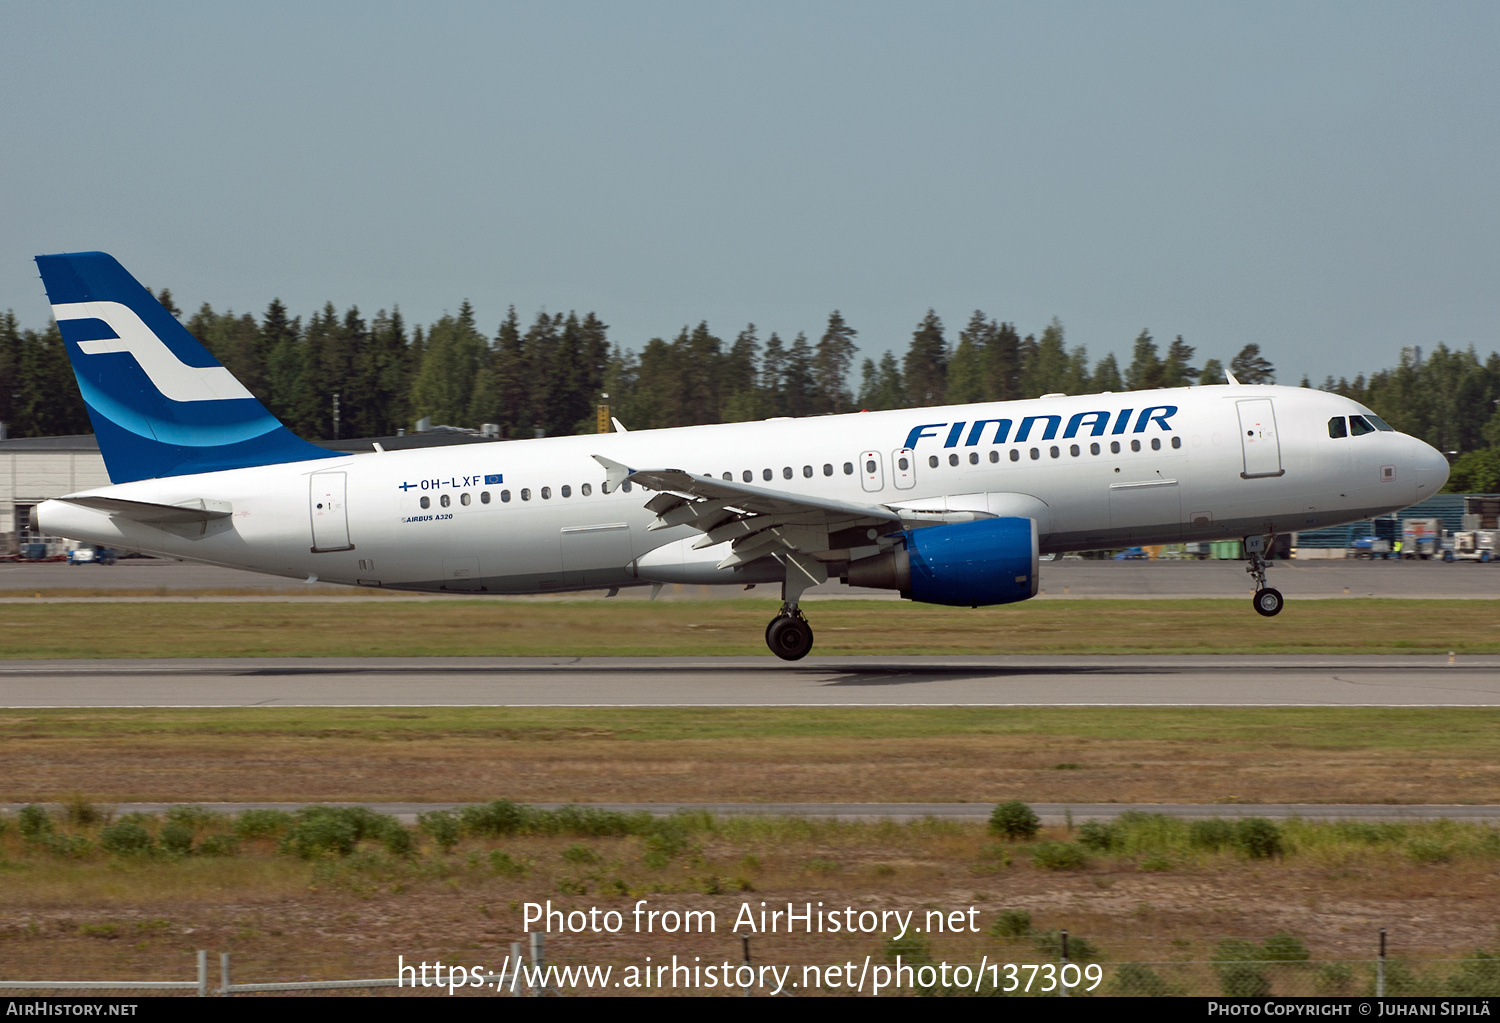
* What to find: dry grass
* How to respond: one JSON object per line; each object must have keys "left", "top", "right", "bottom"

{"left": 1, "top": 812, "right": 1497, "bottom": 996}
{"left": 3, "top": 707, "right": 1498, "bottom": 804}
{"left": 0, "top": 598, "right": 1498, "bottom": 657}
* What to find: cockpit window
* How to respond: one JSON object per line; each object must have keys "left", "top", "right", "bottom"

{"left": 1328, "top": 416, "right": 1348, "bottom": 439}
{"left": 1348, "top": 415, "right": 1375, "bottom": 436}
{"left": 1365, "top": 414, "right": 1395, "bottom": 432}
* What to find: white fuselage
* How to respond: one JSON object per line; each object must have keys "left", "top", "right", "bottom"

{"left": 38, "top": 385, "right": 1448, "bottom": 594}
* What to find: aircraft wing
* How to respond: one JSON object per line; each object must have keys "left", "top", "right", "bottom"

{"left": 593, "top": 455, "right": 901, "bottom": 575}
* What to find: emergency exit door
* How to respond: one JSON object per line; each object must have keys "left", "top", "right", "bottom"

{"left": 1236, "top": 399, "right": 1285, "bottom": 479}
{"left": 859, "top": 451, "right": 884, "bottom": 492}
{"left": 310, "top": 471, "right": 354, "bottom": 552}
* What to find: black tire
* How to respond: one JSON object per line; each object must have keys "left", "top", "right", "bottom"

{"left": 1252, "top": 587, "right": 1284, "bottom": 618}
{"left": 766, "top": 615, "right": 814, "bottom": 661}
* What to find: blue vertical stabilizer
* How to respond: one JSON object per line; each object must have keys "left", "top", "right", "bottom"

{"left": 34, "top": 251, "right": 337, "bottom": 483}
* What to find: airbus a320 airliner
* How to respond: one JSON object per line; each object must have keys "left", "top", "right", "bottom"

{"left": 32, "top": 252, "right": 1449, "bottom": 659}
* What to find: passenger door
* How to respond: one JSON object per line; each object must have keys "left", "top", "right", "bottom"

{"left": 309, "top": 471, "right": 353, "bottom": 552}
{"left": 1237, "top": 399, "right": 1284, "bottom": 478}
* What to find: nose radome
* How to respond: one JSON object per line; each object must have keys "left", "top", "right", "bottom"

{"left": 1413, "top": 439, "right": 1450, "bottom": 496}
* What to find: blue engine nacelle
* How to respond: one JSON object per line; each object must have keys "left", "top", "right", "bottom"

{"left": 845, "top": 516, "right": 1039, "bottom": 607}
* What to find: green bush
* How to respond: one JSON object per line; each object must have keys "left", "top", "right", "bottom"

{"left": 18, "top": 804, "right": 53, "bottom": 841}
{"left": 165, "top": 805, "right": 222, "bottom": 831}
{"left": 43, "top": 833, "right": 93, "bottom": 858}
{"left": 884, "top": 933, "right": 931, "bottom": 963}
{"left": 562, "top": 843, "right": 600, "bottom": 865}
{"left": 489, "top": 850, "right": 529, "bottom": 878}
{"left": 460, "top": 800, "right": 527, "bottom": 837}
{"left": 100, "top": 821, "right": 154, "bottom": 856}
{"left": 1448, "top": 950, "right": 1500, "bottom": 997}
{"left": 281, "top": 812, "right": 357, "bottom": 859}
{"left": 1110, "top": 962, "right": 1174, "bottom": 996}
{"left": 418, "top": 810, "right": 461, "bottom": 852}
{"left": 1188, "top": 818, "right": 1235, "bottom": 851}
{"left": 1029, "top": 842, "right": 1088, "bottom": 871}
{"left": 1262, "top": 931, "right": 1310, "bottom": 963}
{"left": 233, "top": 809, "right": 292, "bottom": 839}
{"left": 1139, "top": 854, "right": 1173, "bottom": 872}
{"left": 1329, "top": 821, "right": 1405, "bottom": 845}
{"left": 1032, "top": 930, "right": 1097, "bottom": 961}
{"left": 381, "top": 826, "right": 414, "bottom": 858}
{"left": 1314, "top": 962, "right": 1354, "bottom": 995}
{"left": 1405, "top": 838, "right": 1453, "bottom": 864}
{"left": 989, "top": 801, "right": 1041, "bottom": 841}
{"left": 1213, "top": 939, "right": 1270, "bottom": 997}
{"left": 1075, "top": 820, "right": 1116, "bottom": 852}
{"left": 159, "top": 823, "right": 194, "bottom": 856}
{"left": 197, "top": 834, "right": 240, "bottom": 857}
{"left": 989, "top": 910, "right": 1031, "bottom": 938}
{"left": 1233, "top": 818, "right": 1283, "bottom": 859}
{"left": 63, "top": 796, "right": 106, "bottom": 828}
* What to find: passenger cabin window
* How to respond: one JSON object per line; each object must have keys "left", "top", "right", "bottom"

{"left": 1030, "top": 448, "right": 1040, "bottom": 460}
{"left": 1010, "top": 449, "right": 1020, "bottom": 462}
{"left": 582, "top": 484, "right": 592, "bottom": 496}
{"left": 500, "top": 490, "right": 511, "bottom": 502}
{"left": 969, "top": 452, "right": 979, "bottom": 464}
{"left": 1349, "top": 415, "right": 1376, "bottom": 436}
{"left": 420, "top": 496, "right": 430, "bottom": 509}
{"left": 440, "top": 494, "right": 451, "bottom": 508}
{"left": 929, "top": 455, "right": 939, "bottom": 468}
{"left": 743, "top": 470, "right": 753, "bottom": 482}
{"left": 1130, "top": 440, "right": 1141, "bottom": 452}
{"left": 521, "top": 489, "right": 531, "bottom": 501}
{"left": 1328, "top": 417, "right": 1347, "bottom": 438}
{"left": 823, "top": 463, "right": 833, "bottom": 476}
{"left": 622, "top": 481, "right": 632, "bottom": 493}
{"left": 802, "top": 465, "right": 813, "bottom": 478}
{"left": 561, "top": 485, "right": 572, "bottom": 498}
{"left": 540, "top": 487, "right": 551, "bottom": 499}
{"left": 865, "top": 459, "right": 877, "bottom": 474}
{"left": 763, "top": 469, "right": 773, "bottom": 481}
{"left": 481, "top": 491, "right": 491, "bottom": 504}
{"left": 1171, "top": 436, "right": 1182, "bottom": 449}
{"left": 1070, "top": 444, "right": 1080, "bottom": 457}
{"left": 1110, "top": 441, "right": 1121, "bottom": 454}
{"left": 1090, "top": 443, "right": 1101, "bottom": 455}
{"left": 989, "top": 450, "right": 1000, "bottom": 463}
{"left": 843, "top": 462, "right": 854, "bottom": 475}
{"left": 949, "top": 454, "right": 959, "bottom": 466}
{"left": 782, "top": 466, "right": 793, "bottom": 479}
{"left": 1049, "top": 446, "right": 1059, "bottom": 458}
{"left": 1151, "top": 438, "right": 1161, "bottom": 451}
{"left": 898, "top": 456, "right": 910, "bottom": 470}
{"left": 460, "top": 493, "right": 471, "bottom": 506}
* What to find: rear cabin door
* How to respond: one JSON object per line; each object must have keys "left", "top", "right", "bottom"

{"left": 859, "top": 451, "right": 884, "bottom": 492}
{"left": 309, "top": 471, "right": 353, "bottom": 552}
{"left": 1236, "top": 399, "right": 1285, "bottom": 479}
{"left": 891, "top": 448, "right": 916, "bottom": 489}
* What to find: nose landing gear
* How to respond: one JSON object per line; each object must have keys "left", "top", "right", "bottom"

{"left": 1245, "top": 534, "right": 1284, "bottom": 617}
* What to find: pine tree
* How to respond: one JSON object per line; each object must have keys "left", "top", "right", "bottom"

{"left": 0, "top": 310, "right": 22, "bottom": 429}
{"left": 1022, "top": 318, "right": 1070, "bottom": 397}
{"left": 1229, "top": 344, "right": 1275, "bottom": 385}
{"left": 945, "top": 325, "right": 985, "bottom": 405}
{"left": 1199, "top": 358, "right": 1225, "bottom": 385}
{"left": 1124, "top": 330, "right": 1163, "bottom": 391}
{"left": 1160, "top": 336, "right": 1199, "bottom": 387}
{"left": 985, "top": 321, "right": 1022, "bottom": 401}
{"left": 261, "top": 299, "right": 302, "bottom": 423}
{"left": 760, "top": 332, "right": 787, "bottom": 416}
{"left": 783, "top": 332, "right": 817, "bottom": 417}
{"left": 813, "top": 310, "right": 858, "bottom": 414}
{"left": 903, "top": 310, "right": 947, "bottom": 407}
{"left": 1092, "top": 353, "right": 1123, "bottom": 392}
{"left": 856, "top": 352, "right": 906, "bottom": 411}
{"left": 722, "top": 325, "right": 763, "bottom": 422}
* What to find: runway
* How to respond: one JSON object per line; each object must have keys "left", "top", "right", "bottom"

{"left": 4, "top": 654, "right": 1497, "bottom": 707}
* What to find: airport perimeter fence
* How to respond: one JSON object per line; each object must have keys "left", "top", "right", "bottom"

{"left": 4, "top": 931, "right": 1500, "bottom": 997}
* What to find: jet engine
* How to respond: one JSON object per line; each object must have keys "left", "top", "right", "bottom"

{"left": 845, "top": 516, "right": 1039, "bottom": 607}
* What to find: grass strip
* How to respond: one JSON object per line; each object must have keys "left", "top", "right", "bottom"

{"left": 0, "top": 598, "right": 1497, "bottom": 658}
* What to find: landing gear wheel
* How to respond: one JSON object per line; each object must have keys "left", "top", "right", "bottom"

{"left": 1252, "top": 587, "right": 1284, "bottom": 618}
{"left": 766, "top": 614, "right": 814, "bottom": 661}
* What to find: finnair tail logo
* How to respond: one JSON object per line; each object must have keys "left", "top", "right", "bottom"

{"left": 53, "top": 301, "right": 254, "bottom": 403}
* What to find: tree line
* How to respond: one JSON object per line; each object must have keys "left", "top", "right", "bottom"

{"left": 1, "top": 293, "right": 1497, "bottom": 490}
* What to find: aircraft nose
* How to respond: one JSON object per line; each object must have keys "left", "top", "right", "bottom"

{"left": 1412, "top": 439, "right": 1450, "bottom": 497}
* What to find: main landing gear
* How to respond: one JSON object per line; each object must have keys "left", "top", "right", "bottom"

{"left": 766, "top": 607, "right": 814, "bottom": 661}
{"left": 1245, "top": 534, "right": 1284, "bottom": 618}
{"left": 765, "top": 552, "right": 824, "bottom": 661}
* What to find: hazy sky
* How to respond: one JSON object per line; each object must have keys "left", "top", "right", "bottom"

{"left": 3, "top": 1, "right": 1496, "bottom": 385}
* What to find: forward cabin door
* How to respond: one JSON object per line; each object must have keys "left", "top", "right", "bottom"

{"left": 309, "top": 471, "right": 353, "bottom": 552}
{"left": 1236, "top": 399, "right": 1285, "bottom": 479}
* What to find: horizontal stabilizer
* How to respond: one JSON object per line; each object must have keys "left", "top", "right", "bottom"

{"left": 58, "top": 495, "right": 232, "bottom": 525}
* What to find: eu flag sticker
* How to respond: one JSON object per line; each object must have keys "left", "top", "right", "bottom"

{"left": 484, "top": 474, "right": 503, "bottom": 485}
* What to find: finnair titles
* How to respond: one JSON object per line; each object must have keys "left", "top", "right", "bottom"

{"left": 34, "top": 252, "right": 1449, "bottom": 659}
